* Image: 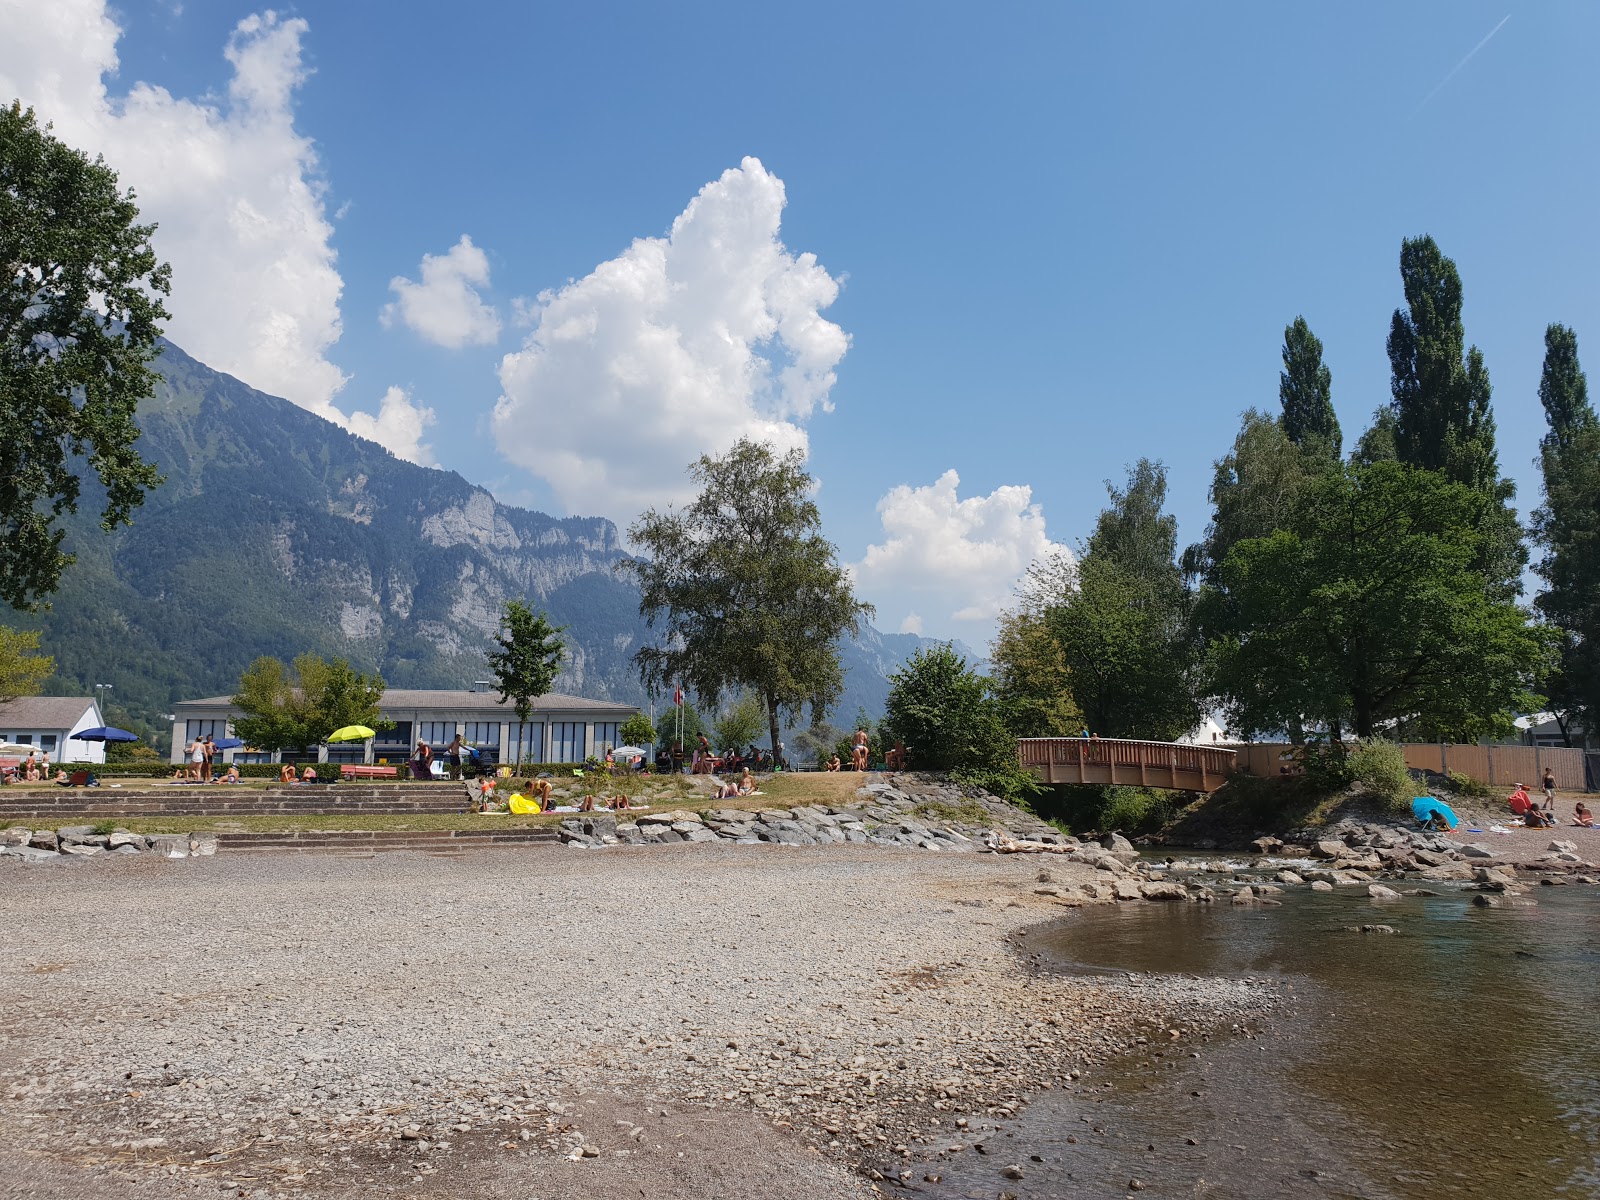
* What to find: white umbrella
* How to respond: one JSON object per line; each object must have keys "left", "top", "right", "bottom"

{"left": 609, "top": 745, "right": 648, "bottom": 759}
{"left": 0, "top": 742, "right": 37, "bottom": 755}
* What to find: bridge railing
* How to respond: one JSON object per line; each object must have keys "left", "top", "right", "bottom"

{"left": 1017, "top": 737, "right": 1238, "bottom": 788}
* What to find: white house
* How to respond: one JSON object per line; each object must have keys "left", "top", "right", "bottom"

{"left": 170, "top": 688, "right": 641, "bottom": 766}
{"left": 0, "top": 696, "right": 109, "bottom": 764}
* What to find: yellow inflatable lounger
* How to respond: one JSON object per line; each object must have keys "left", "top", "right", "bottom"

{"left": 507, "top": 793, "right": 541, "bottom": 814}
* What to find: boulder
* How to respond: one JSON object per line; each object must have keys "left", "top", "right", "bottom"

{"left": 1275, "top": 870, "right": 1304, "bottom": 886}
{"left": 27, "top": 830, "right": 58, "bottom": 852}
{"left": 1458, "top": 844, "right": 1494, "bottom": 859}
{"left": 1112, "top": 879, "right": 1144, "bottom": 901}
{"left": 1411, "top": 848, "right": 1451, "bottom": 867}
{"left": 106, "top": 831, "right": 147, "bottom": 851}
{"left": 1251, "top": 836, "right": 1284, "bottom": 855}
{"left": 0, "top": 827, "right": 31, "bottom": 847}
{"left": 1100, "top": 833, "right": 1135, "bottom": 854}
{"left": 56, "top": 825, "right": 96, "bottom": 845}
{"left": 1139, "top": 881, "right": 1189, "bottom": 901}
{"left": 1367, "top": 884, "right": 1401, "bottom": 900}
{"left": 0, "top": 844, "right": 56, "bottom": 862}
{"left": 1548, "top": 840, "right": 1577, "bottom": 855}
{"left": 60, "top": 844, "right": 102, "bottom": 857}
{"left": 1311, "top": 840, "right": 1348, "bottom": 860}
{"left": 1309, "top": 880, "right": 1334, "bottom": 892}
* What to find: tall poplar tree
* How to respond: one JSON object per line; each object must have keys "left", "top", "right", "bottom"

{"left": 1278, "top": 317, "right": 1341, "bottom": 461}
{"left": 1532, "top": 323, "right": 1600, "bottom": 742}
{"left": 1383, "top": 236, "right": 1523, "bottom": 595}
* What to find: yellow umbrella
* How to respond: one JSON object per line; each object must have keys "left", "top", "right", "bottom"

{"left": 327, "top": 725, "right": 375, "bottom": 743}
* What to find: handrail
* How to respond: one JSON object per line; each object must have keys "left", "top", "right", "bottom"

{"left": 1016, "top": 737, "right": 1237, "bottom": 791}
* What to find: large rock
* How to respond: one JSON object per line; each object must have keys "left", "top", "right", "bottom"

{"left": 1100, "top": 833, "right": 1135, "bottom": 854}
{"left": 1311, "top": 840, "right": 1348, "bottom": 860}
{"left": 1458, "top": 843, "right": 1494, "bottom": 859}
{"left": 1548, "top": 840, "right": 1577, "bottom": 854}
{"left": 0, "top": 827, "right": 31, "bottom": 846}
{"left": 1367, "top": 884, "right": 1401, "bottom": 899}
{"left": 1112, "top": 879, "right": 1144, "bottom": 901}
{"left": 107, "top": 831, "right": 147, "bottom": 851}
{"left": 27, "top": 830, "right": 59, "bottom": 852}
{"left": 1138, "top": 881, "right": 1189, "bottom": 901}
{"left": 0, "top": 844, "right": 57, "bottom": 862}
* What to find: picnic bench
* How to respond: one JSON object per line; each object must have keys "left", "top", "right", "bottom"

{"left": 340, "top": 764, "right": 400, "bottom": 780}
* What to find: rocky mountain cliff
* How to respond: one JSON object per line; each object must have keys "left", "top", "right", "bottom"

{"left": 33, "top": 342, "right": 958, "bottom": 744}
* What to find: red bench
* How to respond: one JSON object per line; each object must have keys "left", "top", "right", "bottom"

{"left": 340, "top": 765, "right": 400, "bottom": 780}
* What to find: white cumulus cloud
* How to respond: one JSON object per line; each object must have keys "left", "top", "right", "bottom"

{"left": 382, "top": 235, "right": 502, "bottom": 348}
{"left": 853, "top": 470, "right": 1069, "bottom": 636}
{"left": 346, "top": 387, "right": 437, "bottom": 467}
{"left": 0, "top": 1, "right": 438, "bottom": 466}
{"left": 492, "top": 156, "right": 849, "bottom": 516}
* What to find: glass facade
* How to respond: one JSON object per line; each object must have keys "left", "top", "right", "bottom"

{"left": 550, "top": 722, "right": 586, "bottom": 763}
{"left": 507, "top": 722, "right": 544, "bottom": 763}
{"left": 186, "top": 718, "right": 229, "bottom": 742}
{"left": 592, "top": 723, "right": 621, "bottom": 755}
{"left": 464, "top": 721, "right": 500, "bottom": 749}
{"left": 418, "top": 722, "right": 455, "bottom": 747}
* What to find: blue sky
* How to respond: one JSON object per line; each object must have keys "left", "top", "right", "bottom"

{"left": 4, "top": 1, "right": 1596, "bottom": 642}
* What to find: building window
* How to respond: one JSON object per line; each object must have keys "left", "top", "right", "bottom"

{"left": 374, "top": 721, "right": 412, "bottom": 749}
{"left": 326, "top": 744, "right": 365, "bottom": 764}
{"left": 418, "top": 722, "right": 454, "bottom": 747}
{"left": 508, "top": 723, "right": 544, "bottom": 763}
{"left": 550, "top": 722, "right": 586, "bottom": 763}
{"left": 41, "top": 734, "right": 58, "bottom": 752}
{"left": 464, "top": 722, "right": 500, "bottom": 749}
{"left": 592, "top": 723, "right": 621, "bottom": 755}
{"left": 186, "top": 719, "right": 228, "bottom": 742}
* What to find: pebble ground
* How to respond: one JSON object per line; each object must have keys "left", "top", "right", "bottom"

{"left": 0, "top": 841, "right": 1271, "bottom": 1199}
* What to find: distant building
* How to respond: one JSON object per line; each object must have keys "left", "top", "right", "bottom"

{"left": 0, "top": 697, "right": 110, "bottom": 764}
{"left": 170, "top": 688, "right": 640, "bottom": 766}
{"left": 1514, "top": 712, "right": 1593, "bottom": 750}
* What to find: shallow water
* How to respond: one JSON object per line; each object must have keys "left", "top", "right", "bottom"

{"left": 932, "top": 882, "right": 1600, "bottom": 1199}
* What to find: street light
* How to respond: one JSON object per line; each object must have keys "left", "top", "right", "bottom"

{"left": 94, "top": 683, "right": 112, "bottom": 714}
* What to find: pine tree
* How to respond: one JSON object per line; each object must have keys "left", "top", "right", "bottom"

{"left": 1278, "top": 317, "right": 1341, "bottom": 461}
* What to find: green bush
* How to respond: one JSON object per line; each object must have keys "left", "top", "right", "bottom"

{"left": 1347, "top": 738, "right": 1411, "bottom": 809}
{"left": 1445, "top": 769, "right": 1493, "bottom": 799}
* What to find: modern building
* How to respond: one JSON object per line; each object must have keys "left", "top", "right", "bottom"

{"left": 170, "top": 688, "right": 641, "bottom": 766}
{"left": 0, "top": 696, "right": 111, "bottom": 764}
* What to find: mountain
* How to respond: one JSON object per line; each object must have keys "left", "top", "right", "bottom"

{"left": 30, "top": 341, "right": 958, "bottom": 746}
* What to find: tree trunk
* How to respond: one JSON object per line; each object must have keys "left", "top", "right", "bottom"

{"left": 766, "top": 693, "right": 782, "bottom": 766}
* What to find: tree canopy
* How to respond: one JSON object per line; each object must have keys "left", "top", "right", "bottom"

{"left": 882, "top": 643, "right": 1026, "bottom": 797}
{"left": 1, "top": 102, "right": 169, "bottom": 610}
{"left": 0, "top": 626, "right": 53, "bottom": 703}
{"left": 1279, "top": 317, "right": 1340, "bottom": 461}
{"left": 486, "top": 600, "right": 566, "bottom": 722}
{"left": 1532, "top": 323, "right": 1600, "bottom": 742}
{"left": 626, "top": 439, "right": 872, "bottom": 757}
{"left": 1202, "top": 461, "right": 1544, "bottom": 741}
{"left": 231, "top": 653, "right": 387, "bottom": 751}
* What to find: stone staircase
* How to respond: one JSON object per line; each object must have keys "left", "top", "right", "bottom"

{"left": 0, "top": 783, "right": 471, "bottom": 821}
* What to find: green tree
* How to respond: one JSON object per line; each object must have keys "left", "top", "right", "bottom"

{"left": 881, "top": 646, "right": 1032, "bottom": 799}
{"left": 486, "top": 600, "right": 566, "bottom": 722}
{"left": 988, "top": 606, "right": 1081, "bottom": 738}
{"left": 231, "top": 653, "right": 387, "bottom": 750}
{"left": 231, "top": 656, "right": 309, "bottom": 752}
{"left": 1187, "top": 410, "right": 1315, "bottom": 585}
{"left": 0, "top": 626, "right": 53, "bottom": 702}
{"left": 1202, "top": 461, "right": 1545, "bottom": 740}
{"left": 712, "top": 690, "right": 767, "bottom": 752}
{"left": 618, "top": 712, "right": 656, "bottom": 749}
{"left": 1, "top": 103, "right": 169, "bottom": 610}
{"left": 1279, "top": 316, "right": 1340, "bottom": 461}
{"left": 1383, "top": 236, "right": 1524, "bottom": 595}
{"left": 1531, "top": 323, "right": 1600, "bottom": 742}
{"left": 1051, "top": 461, "right": 1201, "bottom": 740}
{"left": 626, "top": 440, "right": 873, "bottom": 758}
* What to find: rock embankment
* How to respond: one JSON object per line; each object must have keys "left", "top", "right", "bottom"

{"left": 0, "top": 825, "right": 215, "bottom": 863}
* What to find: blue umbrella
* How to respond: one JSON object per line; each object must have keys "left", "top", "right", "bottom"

{"left": 1411, "top": 796, "right": 1458, "bottom": 830}
{"left": 74, "top": 726, "right": 139, "bottom": 743}
{"left": 212, "top": 737, "right": 244, "bottom": 750}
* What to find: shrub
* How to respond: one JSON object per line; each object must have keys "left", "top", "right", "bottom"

{"left": 1347, "top": 738, "right": 1411, "bottom": 810}
{"left": 1445, "top": 769, "right": 1493, "bottom": 799}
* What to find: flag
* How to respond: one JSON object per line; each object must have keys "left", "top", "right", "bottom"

{"left": 673, "top": 686, "right": 684, "bottom": 707}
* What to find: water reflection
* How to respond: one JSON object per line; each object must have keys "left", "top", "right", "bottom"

{"left": 934, "top": 884, "right": 1600, "bottom": 1199}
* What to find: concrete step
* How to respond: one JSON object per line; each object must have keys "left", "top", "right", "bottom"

{"left": 213, "top": 828, "right": 562, "bottom": 856}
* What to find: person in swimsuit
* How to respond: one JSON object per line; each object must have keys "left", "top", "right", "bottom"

{"left": 852, "top": 728, "right": 868, "bottom": 771}
{"left": 1573, "top": 802, "right": 1593, "bottom": 828}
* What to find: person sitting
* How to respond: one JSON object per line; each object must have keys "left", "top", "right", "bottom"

{"left": 884, "top": 740, "right": 907, "bottom": 770}
{"left": 1525, "top": 805, "right": 1552, "bottom": 829}
{"left": 578, "top": 793, "right": 597, "bottom": 812}
{"left": 171, "top": 766, "right": 186, "bottom": 781}
{"left": 607, "top": 793, "right": 631, "bottom": 811}
{"left": 279, "top": 763, "right": 296, "bottom": 784}
{"left": 736, "top": 767, "right": 756, "bottom": 796}
{"left": 300, "top": 765, "right": 318, "bottom": 783}
{"left": 1507, "top": 784, "right": 1532, "bottom": 818}
{"left": 1575, "top": 802, "right": 1594, "bottom": 828}
{"left": 826, "top": 754, "right": 841, "bottom": 772}
{"left": 219, "top": 764, "right": 240, "bottom": 784}
{"left": 54, "top": 768, "right": 70, "bottom": 786}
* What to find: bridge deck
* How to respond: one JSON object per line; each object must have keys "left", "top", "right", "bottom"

{"left": 1018, "top": 738, "right": 1236, "bottom": 792}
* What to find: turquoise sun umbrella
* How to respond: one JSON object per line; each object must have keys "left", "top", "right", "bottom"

{"left": 1411, "top": 796, "right": 1458, "bottom": 830}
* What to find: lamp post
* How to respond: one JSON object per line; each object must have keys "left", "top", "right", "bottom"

{"left": 94, "top": 683, "right": 112, "bottom": 717}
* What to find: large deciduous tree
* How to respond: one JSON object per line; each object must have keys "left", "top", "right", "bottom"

{"left": 1, "top": 103, "right": 169, "bottom": 610}
{"left": 626, "top": 440, "right": 872, "bottom": 758}
{"left": 1531, "top": 323, "right": 1600, "bottom": 743}
{"left": 882, "top": 643, "right": 1027, "bottom": 797}
{"left": 1050, "top": 460, "right": 1200, "bottom": 740}
{"left": 0, "top": 625, "right": 53, "bottom": 703}
{"left": 486, "top": 600, "right": 567, "bottom": 722}
{"left": 1202, "top": 461, "right": 1544, "bottom": 741}
{"left": 231, "top": 654, "right": 387, "bottom": 751}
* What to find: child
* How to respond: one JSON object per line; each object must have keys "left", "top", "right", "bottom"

{"left": 477, "top": 775, "right": 498, "bottom": 810}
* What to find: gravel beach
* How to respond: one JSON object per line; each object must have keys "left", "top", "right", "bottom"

{"left": 0, "top": 841, "right": 1273, "bottom": 1199}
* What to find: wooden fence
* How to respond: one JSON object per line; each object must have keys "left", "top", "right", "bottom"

{"left": 1223, "top": 742, "right": 1591, "bottom": 792}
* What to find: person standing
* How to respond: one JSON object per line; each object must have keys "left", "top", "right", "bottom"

{"left": 445, "top": 733, "right": 466, "bottom": 781}
{"left": 201, "top": 735, "right": 215, "bottom": 783}
{"left": 852, "top": 727, "right": 869, "bottom": 772}
{"left": 188, "top": 737, "right": 205, "bottom": 782}
{"left": 1542, "top": 767, "right": 1557, "bottom": 812}
{"left": 411, "top": 740, "right": 434, "bottom": 781}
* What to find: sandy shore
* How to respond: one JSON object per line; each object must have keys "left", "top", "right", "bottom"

{"left": 0, "top": 841, "right": 1272, "bottom": 1200}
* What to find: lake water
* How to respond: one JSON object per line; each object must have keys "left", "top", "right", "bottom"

{"left": 931, "top": 880, "right": 1600, "bottom": 1199}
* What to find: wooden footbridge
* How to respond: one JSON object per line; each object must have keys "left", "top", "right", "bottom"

{"left": 1018, "top": 738, "right": 1237, "bottom": 792}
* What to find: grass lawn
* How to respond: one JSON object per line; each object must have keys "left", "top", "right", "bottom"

{"left": 23, "top": 770, "right": 883, "bottom": 835}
